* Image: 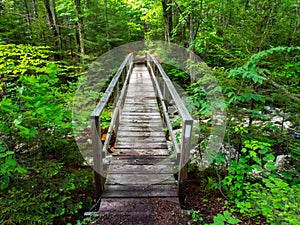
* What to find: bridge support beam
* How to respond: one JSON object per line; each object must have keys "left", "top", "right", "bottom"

{"left": 178, "top": 119, "right": 193, "bottom": 207}
{"left": 91, "top": 117, "right": 105, "bottom": 201}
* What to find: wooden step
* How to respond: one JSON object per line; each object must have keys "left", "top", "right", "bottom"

{"left": 108, "top": 164, "right": 173, "bottom": 174}
{"left": 103, "top": 185, "right": 178, "bottom": 198}
{"left": 112, "top": 149, "right": 169, "bottom": 157}
{"left": 106, "top": 173, "right": 176, "bottom": 185}
{"left": 115, "top": 143, "right": 168, "bottom": 149}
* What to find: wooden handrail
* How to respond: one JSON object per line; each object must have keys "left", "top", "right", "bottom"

{"left": 102, "top": 61, "right": 134, "bottom": 152}
{"left": 147, "top": 59, "right": 181, "bottom": 157}
{"left": 146, "top": 53, "right": 193, "bottom": 207}
{"left": 90, "top": 53, "right": 134, "bottom": 199}
{"left": 91, "top": 53, "right": 134, "bottom": 118}
{"left": 146, "top": 53, "right": 193, "bottom": 121}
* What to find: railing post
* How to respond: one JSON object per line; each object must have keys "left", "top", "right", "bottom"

{"left": 91, "top": 116, "right": 105, "bottom": 200}
{"left": 178, "top": 119, "right": 193, "bottom": 207}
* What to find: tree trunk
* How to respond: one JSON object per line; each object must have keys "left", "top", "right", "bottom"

{"left": 248, "top": 98, "right": 254, "bottom": 127}
{"left": 0, "top": 75, "right": 6, "bottom": 101}
{"left": 74, "top": 0, "right": 85, "bottom": 63}
{"left": 24, "top": 0, "right": 33, "bottom": 39}
{"left": 32, "top": 0, "right": 38, "bottom": 19}
{"left": 49, "top": 0, "right": 61, "bottom": 49}
{"left": 162, "top": 0, "right": 172, "bottom": 43}
{"left": 189, "top": 9, "right": 195, "bottom": 83}
{"left": 104, "top": 0, "right": 110, "bottom": 49}
{"left": 43, "top": 0, "right": 62, "bottom": 57}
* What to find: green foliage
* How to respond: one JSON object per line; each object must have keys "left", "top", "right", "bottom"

{"left": 247, "top": 177, "right": 299, "bottom": 225}
{"left": 0, "top": 141, "right": 26, "bottom": 190}
{"left": 0, "top": 44, "right": 90, "bottom": 224}
{"left": 166, "top": 67, "right": 190, "bottom": 86}
{"left": 101, "top": 108, "right": 112, "bottom": 130}
{"left": 67, "top": 213, "right": 99, "bottom": 225}
{"left": 187, "top": 210, "right": 240, "bottom": 225}
{"left": 208, "top": 211, "right": 240, "bottom": 225}
{"left": 172, "top": 118, "right": 182, "bottom": 129}
{"left": 0, "top": 157, "right": 94, "bottom": 225}
{"left": 0, "top": 44, "right": 80, "bottom": 162}
{"left": 228, "top": 46, "right": 300, "bottom": 84}
{"left": 222, "top": 139, "right": 300, "bottom": 224}
{"left": 187, "top": 210, "right": 203, "bottom": 224}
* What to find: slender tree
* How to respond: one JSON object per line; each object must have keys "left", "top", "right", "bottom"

{"left": 74, "top": 0, "right": 85, "bottom": 62}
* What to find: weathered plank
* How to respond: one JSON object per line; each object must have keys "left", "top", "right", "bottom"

{"left": 103, "top": 185, "right": 178, "bottom": 198}
{"left": 117, "top": 131, "right": 166, "bottom": 136}
{"left": 112, "top": 149, "right": 169, "bottom": 156}
{"left": 108, "top": 156, "right": 175, "bottom": 165}
{"left": 121, "top": 115, "right": 162, "bottom": 119}
{"left": 115, "top": 143, "right": 168, "bottom": 149}
{"left": 120, "top": 118, "right": 162, "bottom": 123}
{"left": 116, "top": 136, "right": 166, "bottom": 142}
{"left": 106, "top": 173, "right": 176, "bottom": 185}
{"left": 108, "top": 164, "right": 173, "bottom": 174}
{"left": 119, "top": 123, "right": 162, "bottom": 128}
{"left": 117, "top": 125, "right": 163, "bottom": 130}
{"left": 124, "top": 97, "right": 155, "bottom": 101}
{"left": 121, "top": 112, "right": 160, "bottom": 116}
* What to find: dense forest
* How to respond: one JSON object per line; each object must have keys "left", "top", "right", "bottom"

{"left": 0, "top": 0, "right": 299, "bottom": 224}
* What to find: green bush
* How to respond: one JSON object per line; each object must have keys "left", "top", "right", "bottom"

{"left": 222, "top": 139, "right": 300, "bottom": 224}
{"left": 0, "top": 158, "right": 93, "bottom": 225}
{"left": 0, "top": 44, "right": 91, "bottom": 224}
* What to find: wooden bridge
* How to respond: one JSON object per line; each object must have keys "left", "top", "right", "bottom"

{"left": 90, "top": 53, "right": 193, "bottom": 216}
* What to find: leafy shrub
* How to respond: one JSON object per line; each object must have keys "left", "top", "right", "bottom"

{"left": 0, "top": 141, "right": 26, "bottom": 190}
{"left": 0, "top": 157, "right": 94, "bottom": 225}
{"left": 222, "top": 139, "right": 300, "bottom": 224}
{"left": 0, "top": 44, "right": 91, "bottom": 224}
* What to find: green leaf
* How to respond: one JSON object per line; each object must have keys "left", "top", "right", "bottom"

{"left": 263, "top": 154, "right": 275, "bottom": 162}
{"left": 258, "top": 148, "right": 268, "bottom": 154}
{"left": 0, "top": 174, "right": 9, "bottom": 190}
{"left": 265, "top": 162, "right": 277, "bottom": 171}
{"left": 227, "top": 217, "right": 241, "bottom": 224}
{"left": 215, "top": 153, "right": 226, "bottom": 165}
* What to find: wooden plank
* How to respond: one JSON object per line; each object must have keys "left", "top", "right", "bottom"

{"left": 121, "top": 112, "right": 160, "bottom": 115}
{"left": 109, "top": 156, "right": 174, "bottom": 165}
{"left": 121, "top": 114, "right": 161, "bottom": 119}
{"left": 122, "top": 106, "right": 158, "bottom": 110}
{"left": 103, "top": 185, "right": 178, "bottom": 198}
{"left": 118, "top": 126, "right": 166, "bottom": 134}
{"left": 108, "top": 164, "right": 173, "bottom": 174}
{"left": 118, "top": 123, "right": 163, "bottom": 128}
{"left": 121, "top": 109, "right": 159, "bottom": 113}
{"left": 117, "top": 131, "right": 165, "bottom": 136}
{"left": 120, "top": 118, "right": 161, "bottom": 122}
{"left": 115, "top": 142, "right": 167, "bottom": 148}
{"left": 120, "top": 119, "right": 162, "bottom": 123}
{"left": 123, "top": 99, "right": 156, "bottom": 102}
{"left": 116, "top": 137, "right": 166, "bottom": 142}
{"left": 106, "top": 173, "right": 176, "bottom": 185}
{"left": 112, "top": 149, "right": 169, "bottom": 157}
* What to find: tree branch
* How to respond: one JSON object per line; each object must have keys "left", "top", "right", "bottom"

{"left": 263, "top": 73, "right": 300, "bottom": 104}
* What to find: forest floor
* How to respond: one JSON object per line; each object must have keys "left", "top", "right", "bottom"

{"left": 91, "top": 171, "right": 268, "bottom": 225}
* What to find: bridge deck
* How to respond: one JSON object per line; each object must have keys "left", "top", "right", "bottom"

{"left": 99, "top": 64, "right": 178, "bottom": 213}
